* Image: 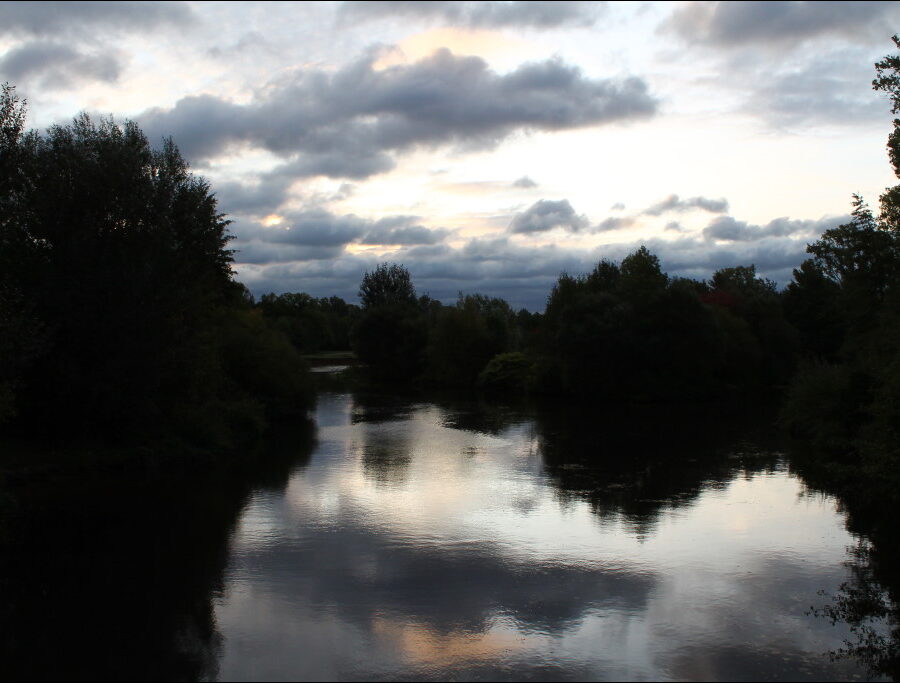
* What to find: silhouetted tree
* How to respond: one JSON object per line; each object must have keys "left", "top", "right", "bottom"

{"left": 783, "top": 259, "right": 844, "bottom": 359}
{"left": 0, "top": 85, "right": 312, "bottom": 444}
{"left": 619, "top": 246, "right": 667, "bottom": 301}
{"left": 352, "top": 263, "right": 426, "bottom": 380}
{"left": 359, "top": 263, "right": 417, "bottom": 310}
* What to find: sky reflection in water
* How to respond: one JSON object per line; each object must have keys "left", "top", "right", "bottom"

{"left": 214, "top": 393, "right": 866, "bottom": 681}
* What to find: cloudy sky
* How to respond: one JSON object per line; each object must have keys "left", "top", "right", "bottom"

{"left": 3, "top": 1, "right": 899, "bottom": 309}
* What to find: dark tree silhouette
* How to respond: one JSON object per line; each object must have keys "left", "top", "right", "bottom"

{"left": 0, "top": 84, "right": 312, "bottom": 444}
{"left": 359, "top": 263, "right": 417, "bottom": 310}
{"left": 352, "top": 263, "right": 426, "bottom": 380}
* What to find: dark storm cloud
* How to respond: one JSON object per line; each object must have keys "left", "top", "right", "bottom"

{"left": 216, "top": 175, "right": 357, "bottom": 222}
{"left": 0, "top": 1, "right": 193, "bottom": 37}
{"left": 0, "top": 42, "right": 121, "bottom": 88}
{"left": 137, "top": 49, "right": 658, "bottom": 177}
{"left": 138, "top": 94, "right": 247, "bottom": 161}
{"left": 512, "top": 175, "right": 538, "bottom": 188}
{"left": 665, "top": 1, "right": 900, "bottom": 47}
{"left": 234, "top": 242, "right": 346, "bottom": 265}
{"left": 702, "top": 214, "right": 847, "bottom": 242}
{"left": 360, "top": 218, "right": 451, "bottom": 245}
{"left": 509, "top": 199, "right": 589, "bottom": 233}
{"left": 263, "top": 210, "right": 368, "bottom": 247}
{"left": 338, "top": 1, "right": 605, "bottom": 29}
{"left": 643, "top": 194, "right": 729, "bottom": 216}
{"left": 214, "top": 178, "right": 295, "bottom": 217}
{"left": 231, "top": 210, "right": 452, "bottom": 262}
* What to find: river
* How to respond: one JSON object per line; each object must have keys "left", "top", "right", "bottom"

{"left": 0, "top": 390, "right": 881, "bottom": 680}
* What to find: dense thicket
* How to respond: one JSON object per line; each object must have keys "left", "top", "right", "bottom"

{"left": 0, "top": 85, "right": 313, "bottom": 447}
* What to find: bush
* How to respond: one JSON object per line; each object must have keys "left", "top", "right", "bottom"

{"left": 477, "top": 352, "right": 536, "bottom": 394}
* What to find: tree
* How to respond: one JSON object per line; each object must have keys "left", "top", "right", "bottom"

{"left": 0, "top": 87, "right": 313, "bottom": 442}
{"left": 358, "top": 263, "right": 417, "bottom": 310}
{"left": 782, "top": 259, "right": 843, "bottom": 359}
{"left": 425, "top": 294, "right": 517, "bottom": 387}
{"left": 619, "top": 246, "right": 667, "bottom": 300}
{"left": 352, "top": 263, "right": 425, "bottom": 379}
{"left": 873, "top": 34, "right": 900, "bottom": 179}
{"left": 0, "top": 84, "right": 42, "bottom": 423}
{"left": 805, "top": 196, "right": 899, "bottom": 337}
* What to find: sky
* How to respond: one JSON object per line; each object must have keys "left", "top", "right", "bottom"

{"left": 2, "top": 0, "right": 899, "bottom": 310}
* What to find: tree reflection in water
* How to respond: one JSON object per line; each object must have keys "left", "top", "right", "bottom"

{"left": 813, "top": 541, "right": 899, "bottom": 680}
{"left": 0, "top": 421, "right": 315, "bottom": 681}
{"left": 2, "top": 391, "right": 882, "bottom": 681}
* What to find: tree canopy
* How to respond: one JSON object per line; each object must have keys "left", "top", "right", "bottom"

{"left": 0, "top": 84, "right": 312, "bottom": 442}
{"left": 359, "top": 263, "right": 417, "bottom": 310}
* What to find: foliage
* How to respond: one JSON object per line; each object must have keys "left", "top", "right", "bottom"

{"left": 258, "top": 292, "right": 359, "bottom": 353}
{"left": 0, "top": 85, "right": 313, "bottom": 446}
{"left": 539, "top": 246, "right": 775, "bottom": 399}
{"left": 477, "top": 352, "right": 536, "bottom": 393}
{"left": 352, "top": 304, "right": 427, "bottom": 381}
{"left": 359, "top": 263, "right": 417, "bottom": 310}
{"left": 426, "top": 294, "right": 518, "bottom": 387}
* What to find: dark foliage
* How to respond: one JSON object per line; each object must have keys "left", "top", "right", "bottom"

{"left": 258, "top": 292, "right": 360, "bottom": 353}
{"left": 0, "top": 85, "right": 313, "bottom": 447}
{"left": 780, "top": 37, "right": 900, "bottom": 679}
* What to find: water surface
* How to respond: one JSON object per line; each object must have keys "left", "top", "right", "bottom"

{"left": 215, "top": 393, "right": 868, "bottom": 681}
{"left": 0, "top": 391, "right": 876, "bottom": 681}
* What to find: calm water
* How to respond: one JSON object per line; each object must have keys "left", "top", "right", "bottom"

{"left": 1, "top": 391, "right": 879, "bottom": 681}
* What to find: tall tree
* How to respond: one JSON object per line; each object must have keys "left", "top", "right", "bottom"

{"left": 358, "top": 263, "right": 417, "bottom": 310}
{"left": 0, "top": 86, "right": 312, "bottom": 441}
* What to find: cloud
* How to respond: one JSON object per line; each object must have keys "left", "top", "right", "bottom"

{"left": 338, "top": 1, "right": 606, "bottom": 29}
{"left": 0, "top": 1, "right": 194, "bottom": 38}
{"left": 661, "top": 4, "right": 895, "bottom": 129}
{"left": 748, "top": 50, "right": 889, "bottom": 126}
{"left": 610, "top": 202, "right": 625, "bottom": 211}
{"left": 238, "top": 209, "right": 368, "bottom": 248}
{"left": 214, "top": 177, "right": 296, "bottom": 217}
{"left": 664, "top": 1, "right": 900, "bottom": 48}
{"left": 594, "top": 216, "right": 636, "bottom": 232}
{"left": 0, "top": 42, "right": 122, "bottom": 88}
{"left": 360, "top": 218, "right": 451, "bottom": 246}
{"left": 702, "top": 214, "right": 847, "bottom": 242}
{"left": 509, "top": 199, "right": 589, "bottom": 233}
{"left": 137, "top": 49, "right": 658, "bottom": 177}
{"left": 512, "top": 175, "right": 538, "bottom": 188}
{"left": 230, "top": 209, "right": 451, "bottom": 263}
{"left": 234, "top": 242, "right": 347, "bottom": 265}
{"left": 643, "top": 194, "right": 729, "bottom": 216}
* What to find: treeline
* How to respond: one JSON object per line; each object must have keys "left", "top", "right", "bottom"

{"left": 0, "top": 85, "right": 314, "bottom": 450}
{"left": 337, "top": 255, "right": 795, "bottom": 400}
